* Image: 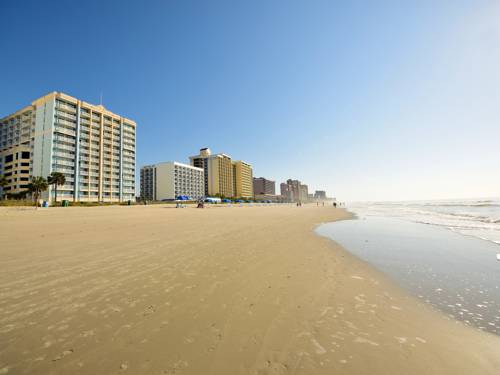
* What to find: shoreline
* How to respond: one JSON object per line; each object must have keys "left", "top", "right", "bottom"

{"left": 319, "top": 211, "right": 500, "bottom": 336}
{"left": 1, "top": 205, "right": 499, "bottom": 374}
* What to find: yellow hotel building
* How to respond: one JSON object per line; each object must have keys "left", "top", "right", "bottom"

{"left": 233, "top": 160, "right": 253, "bottom": 198}
{"left": 189, "top": 148, "right": 254, "bottom": 199}
{"left": 190, "top": 148, "right": 234, "bottom": 197}
{"left": 0, "top": 92, "right": 136, "bottom": 202}
{"left": 207, "top": 154, "right": 234, "bottom": 198}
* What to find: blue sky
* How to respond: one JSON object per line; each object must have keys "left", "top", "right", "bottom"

{"left": 1, "top": 0, "right": 499, "bottom": 201}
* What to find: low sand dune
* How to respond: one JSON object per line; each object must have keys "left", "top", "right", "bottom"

{"left": 0, "top": 204, "right": 499, "bottom": 374}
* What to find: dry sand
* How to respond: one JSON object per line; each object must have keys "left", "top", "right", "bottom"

{"left": 0, "top": 204, "right": 499, "bottom": 375}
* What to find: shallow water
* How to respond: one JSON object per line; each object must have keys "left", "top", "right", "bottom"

{"left": 348, "top": 198, "right": 500, "bottom": 246}
{"left": 317, "top": 216, "right": 500, "bottom": 335}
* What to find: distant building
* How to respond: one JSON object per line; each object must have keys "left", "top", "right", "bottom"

{"left": 280, "top": 179, "right": 300, "bottom": 202}
{"left": 233, "top": 160, "right": 253, "bottom": 198}
{"left": 314, "top": 190, "right": 327, "bottom": 200}
{"left": 287, "top": 179, "right": 302, "bottom": 202}
{"left": 189, "top": 148, "right": 234, "bottom": 197}
{"left": 299, "top": 184, "right": 309, "bottom": 202}
{"left": 140, "top": 161, "right": 204, "bottom": 201}
{"left": 0, "top": 91, "right": 136, "bottom": 202}
{"left": 140, "top": 165, "right": 156, "bottom": 200}
{"left": 189, "top": 147, "right": 211, "bottom": 196}
{"left": 253, "top": 177, "right": 276, "bottom": 196}
{"left": 280, "top": 179, "right": 312, "bottom": 202}
{"left": 280, "top": 183, "right": 291, "bottom": 202}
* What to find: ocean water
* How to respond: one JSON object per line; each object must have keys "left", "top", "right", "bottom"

{"left": 317, "top": 198, "right": 500, "bottom": 336}
{"left": 349, "top": 198, "right": 500, "bottom": 246}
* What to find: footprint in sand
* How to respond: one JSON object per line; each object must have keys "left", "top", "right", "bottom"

{"left": 310, "top": 338, "right": 327, "bottom": 355}
{"left": 320, "top": 307, "right": 333, "bottom": 317}
{"left": 354, "top": 337, "right": 379, "bottom": 346}
{"left": 80, "top": 330, "right": 95, "bottom": 338}
{"left": 354, "top": 295, "right": 366, "bottom": 304}
{"left": 43, "top": 341, "right": 52, "bottom": 348}
{"left": 52, "top": 349, "right": 74, "bottom": 362}
{"left": 344, "top": 321, "right": 358, "bottom": 330}
{"left": 162, "top": 360, "right": 188, "bottom": 374}
{"left": 142, "top": 305, "right": 156, "bottom": 317}
{"left": 394, "top": 337, "right": 407, "bottom": 344}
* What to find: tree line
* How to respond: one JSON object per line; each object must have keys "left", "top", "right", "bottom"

{"left": 0, "top": 172, "right": 66, "bottom": 208}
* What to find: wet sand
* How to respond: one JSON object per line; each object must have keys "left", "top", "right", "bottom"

{"left": 317, "top": 216, "right": 500, "bottom": 335}
{"left": 0, "top": 204, "right": 499, "bottom": 374}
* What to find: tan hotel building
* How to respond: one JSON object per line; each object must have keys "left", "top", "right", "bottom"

{"left": 190, "top": 148, "right": 234, "bottom": 197}
{"left": 189, "top": 148, "right": 253, "bottom": 199}
{"left": 233, "top": 160, "right": 253, "bottom": 198}
{"left": 0, "top": 92, "right": 136, "bottom": 202}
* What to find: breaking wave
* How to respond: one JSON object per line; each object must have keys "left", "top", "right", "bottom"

{"left": 350, "top": 198, "right": 500, "bottom": 246}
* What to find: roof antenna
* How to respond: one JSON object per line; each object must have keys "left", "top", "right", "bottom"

{"left": 100, "top": 91, "right": 103, "bottom": 106}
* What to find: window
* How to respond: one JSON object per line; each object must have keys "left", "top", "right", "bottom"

{"left": 5, "top": 154, "right": 13, "bottom": 163}
{"left": 21, "top": 151, "right": 30, "bottom": 159}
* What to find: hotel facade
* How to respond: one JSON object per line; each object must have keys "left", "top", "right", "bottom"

{"left": 280, "top": 179, "right": 309, "bottom": 202}
{"left": 253, "top": 177, "right": 276, "bottom": 196}
{"left": 189, "top": 148, "right": 254, "bottom": 199}
{"left": 0, "top": 92, "right": 136, "bottom": 202}
{"left": 140, "top": 161, "right": 204, "bottom": 201}
{"left": 190, "top": 148, "right": 234, "bottom": 198}
{"left": 233, "top": 160, "right": 253, "bottom": 199}
{"left": 253, "top": 176, "right": 278, "bottom": 202}
{"left": 314, "top": 190, "right": 327, "bottom": 200}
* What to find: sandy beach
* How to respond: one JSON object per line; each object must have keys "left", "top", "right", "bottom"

{"left": 0, "top": 204, "right": 499, "bottom": 375}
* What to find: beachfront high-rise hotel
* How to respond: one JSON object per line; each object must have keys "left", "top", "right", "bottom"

{"left": 190, "top": 148, "right": 234, "bottom": 197}
{"left": 189, "top": 148, "right": 253, "bottom": 198}
{"left": 0, "top": 92, "right": 136, "bottom": 202}
{"left": 140, "top": 161, "right": 204, "bottom": 201}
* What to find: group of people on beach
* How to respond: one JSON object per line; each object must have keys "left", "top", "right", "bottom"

{"left": 299, "top": 201, "right": 341, "bottom": 207}
{"left": 192, "top": 199, "right": 343, "bottom": 209}
{"left": 313, "top": 201, "right": 340, "bottom": 207}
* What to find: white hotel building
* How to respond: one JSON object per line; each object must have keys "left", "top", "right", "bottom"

{"left": 0, "top": 92, "right": 136, "bottom": 202}
{"left": 140, "top": 161, "right": 204, "bottom": 201}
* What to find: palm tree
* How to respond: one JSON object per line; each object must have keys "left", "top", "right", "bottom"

{"left": 28, "top": 176, "right": 49, "bottom": 208}
{"left": 47, "top": 172, "right": 66, "bottom": 203}
{"left": 0, "top": 175, "right": 8, "bottom": 200}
